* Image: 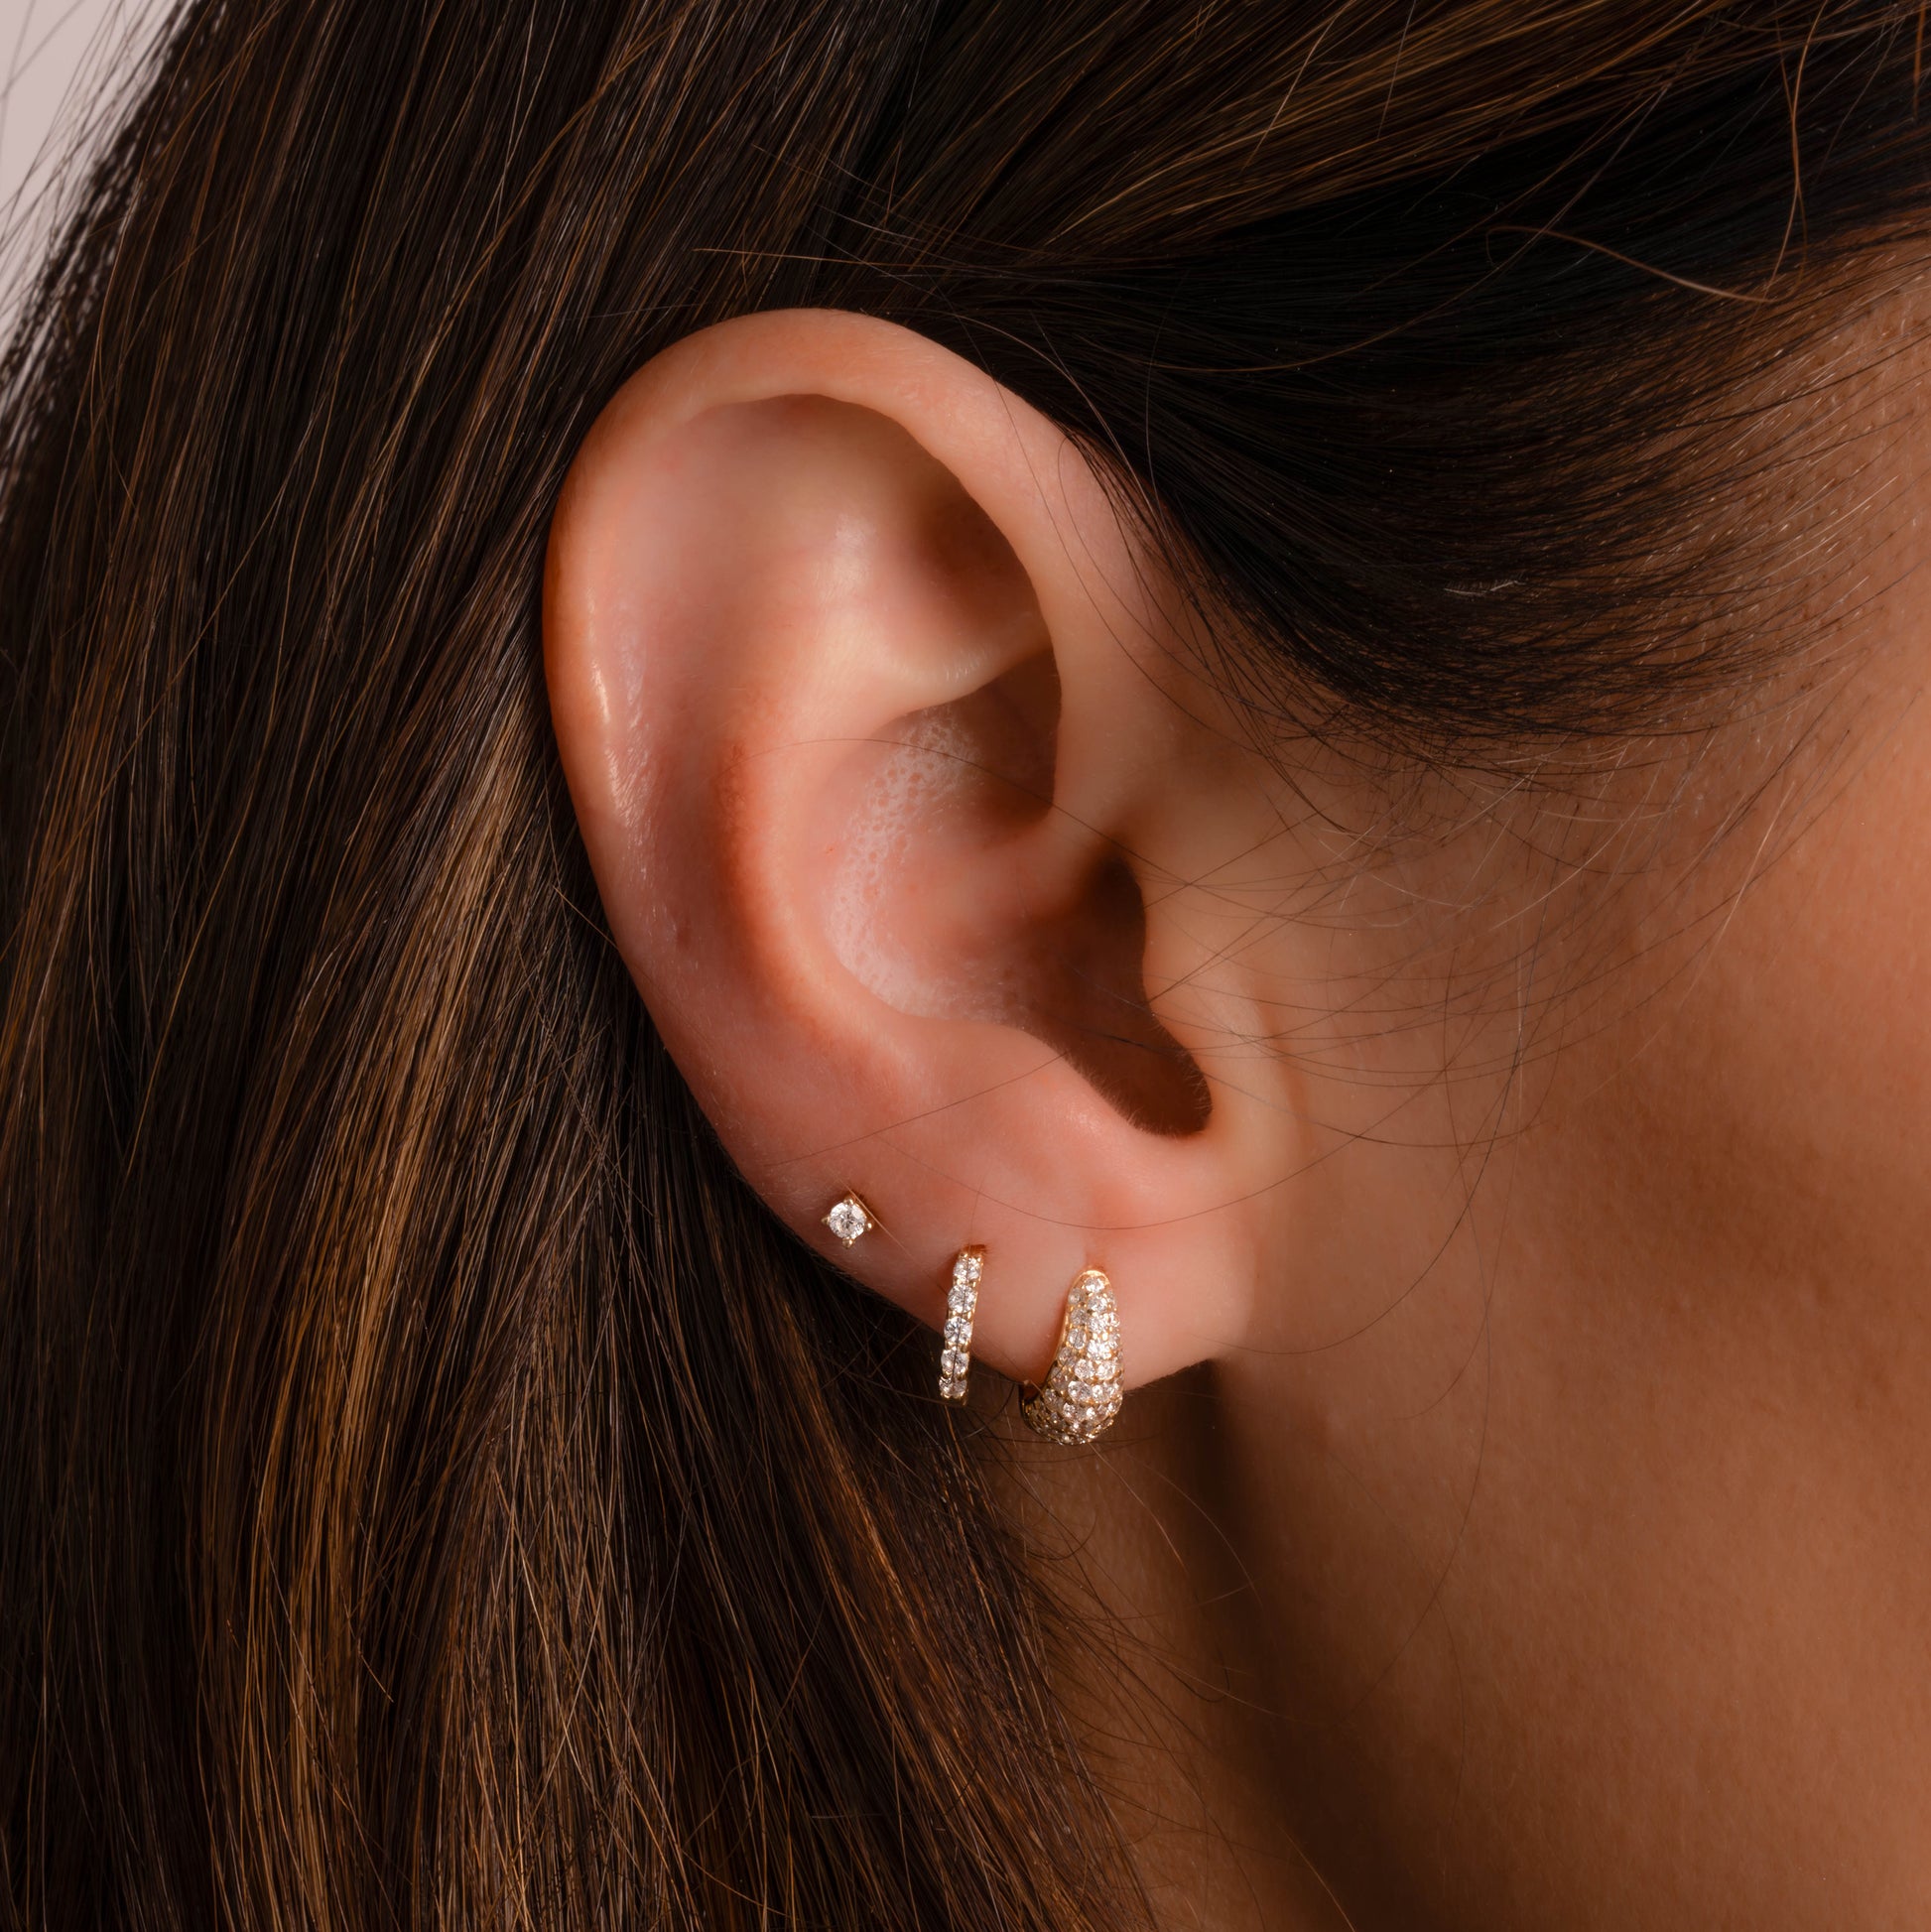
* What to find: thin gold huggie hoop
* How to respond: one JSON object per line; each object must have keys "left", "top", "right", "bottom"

{"left": 1020, "top": 1268, "right": 1121, "bottom": 1445}
{"left": 939, "top": 1247, "right": 983, "bottom": 1401}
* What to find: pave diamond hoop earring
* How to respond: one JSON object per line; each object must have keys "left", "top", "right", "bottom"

{"left": 1020, "top": 1268, "right": 1122, "bottom": 1445}
{"left": 939, "top": 1247, "right": 983, "bottom": 1401}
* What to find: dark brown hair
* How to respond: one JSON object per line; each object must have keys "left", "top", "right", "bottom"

{"left": 2, "top": 3, "right": 1926, "bottom": 1925}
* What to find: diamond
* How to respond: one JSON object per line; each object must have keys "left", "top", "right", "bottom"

{"left": 1013, "top": 1267, "right": 1126, "bottom": 1446}
{"left": 945, "top": 1315, "right": 970, "bottom": 1345}
{"left": 953, "top": 1251, "right": 982, "bottom": 1286}
{"left": 824, "top": 1194, "right": 874, "bottom": 1246}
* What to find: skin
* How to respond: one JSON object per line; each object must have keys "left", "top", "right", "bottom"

{"left": 544, "top": 303, "right": 1931, "bottom": 1929}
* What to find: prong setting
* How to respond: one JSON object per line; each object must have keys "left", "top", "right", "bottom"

{"left": 824, "top": 1192, "right": 875, "bottom": 1246}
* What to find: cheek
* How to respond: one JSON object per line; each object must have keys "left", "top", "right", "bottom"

{"left": 1754, "top": 769, "right": 1929, "bottom": 1200}
{"left": 1553, "top": 677, "right": 1931, "bottom": 1405}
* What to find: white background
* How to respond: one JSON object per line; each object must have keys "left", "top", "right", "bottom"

{"left": 0, "top": 0, "right": 172, "bottom": 306}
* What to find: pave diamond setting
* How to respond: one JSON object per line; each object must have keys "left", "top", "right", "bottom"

{"left": 1020, "top": 1268, "right": 1123, "bottom": 1446}
{"left": 938, "top": 1246, "right": 983, "bottom": 1402}
{"left": 823, "top": 1192, "right": 875, "bottom": 1246}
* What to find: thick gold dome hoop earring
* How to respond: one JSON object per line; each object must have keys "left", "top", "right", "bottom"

{"left": 939, "top": 1247, "right": 983, "bottom": 1401}
{"left": 1020, "top": 1268, "right": 1121, "bottom": 1445}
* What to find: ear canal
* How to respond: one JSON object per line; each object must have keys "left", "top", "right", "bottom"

{"left": 826, "top": 645, "right": 1210, "bottom": 1138}
{"left": 1019, "top": 848, "right": 1211, "bottom": 1137}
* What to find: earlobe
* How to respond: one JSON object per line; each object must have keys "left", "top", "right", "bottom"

{"left": 544, "top": 310, "right": 1291, "bottom": 1405}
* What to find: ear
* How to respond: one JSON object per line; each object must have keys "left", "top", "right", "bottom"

{"left": 544, "top": 310, "right": 1297, "bottom": 1398}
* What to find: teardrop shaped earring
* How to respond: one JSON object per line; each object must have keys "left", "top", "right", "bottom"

{"left": 1020, "top": 1268, "right": 1122, "bottom": 1445}
{"left": 939, "top": 1247, "right": 983, "bottom": 1401}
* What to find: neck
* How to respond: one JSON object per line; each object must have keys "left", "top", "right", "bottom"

{"left": 992, "top": 1369, "right": 1363, "bottom": 1931}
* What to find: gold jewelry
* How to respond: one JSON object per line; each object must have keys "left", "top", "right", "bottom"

{"left": 823, "top": 1191, "right": 875, "bottom": 1246}
{"left": 1020, "top": 1268, "right": 1121, "bottom": 1445}
{"left": 939, "top": 1246, "right": 983, "bottom": 1401}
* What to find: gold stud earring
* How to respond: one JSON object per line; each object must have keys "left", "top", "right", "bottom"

{"left": 1020, "top": 1268, "right": 1122, "bottom": 1445}
{"left": 939, "top": 1246, "right": 983, "bottom": 1401}
{"left": 823, "top": 1191, "right": 876, "bottom": 1246}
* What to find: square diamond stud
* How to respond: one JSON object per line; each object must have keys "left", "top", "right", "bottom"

{"left": 823, "top": 1192, "right": 875, "bottom": 1246}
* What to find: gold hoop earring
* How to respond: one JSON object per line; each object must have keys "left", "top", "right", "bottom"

{"left": 1020, "top": 1268, "right": 1121, "bottom": 1445}
{"left": 939, "top": 1246, "right": 983, "bottom": 1402}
